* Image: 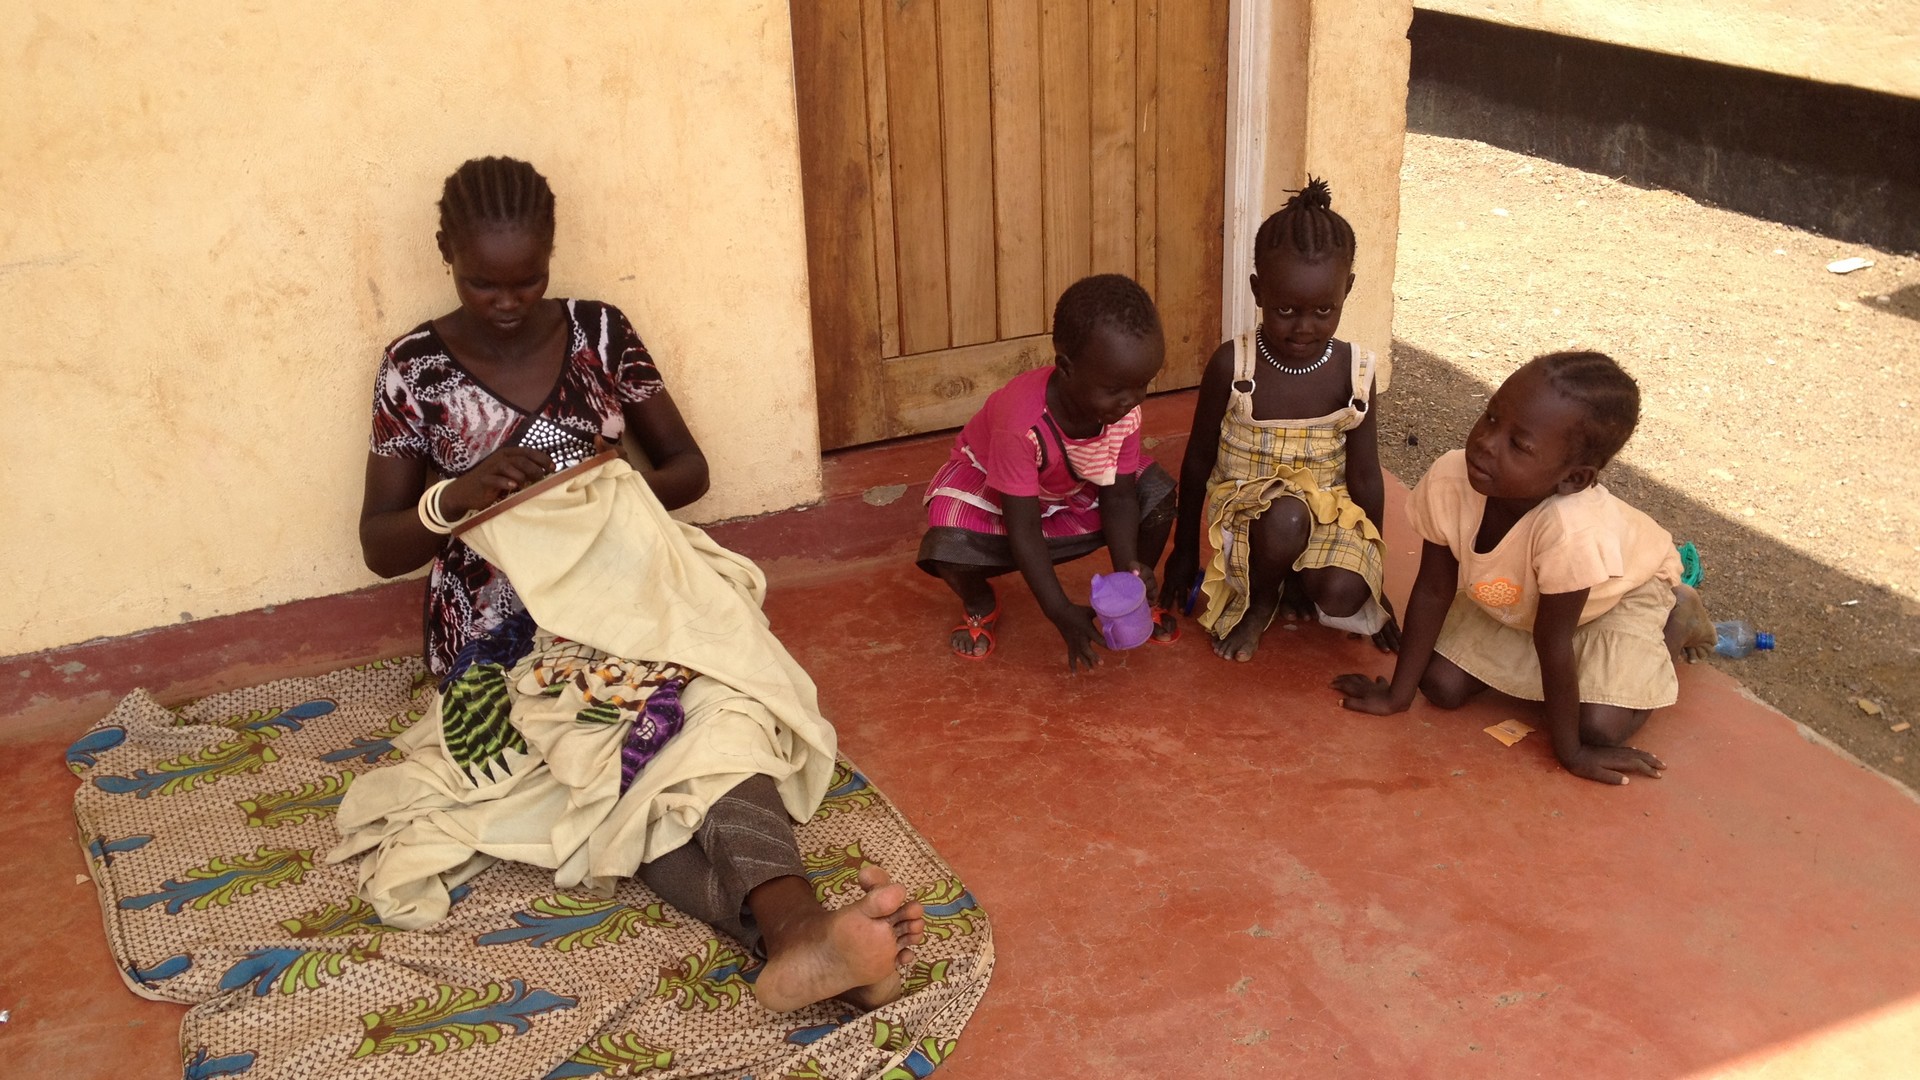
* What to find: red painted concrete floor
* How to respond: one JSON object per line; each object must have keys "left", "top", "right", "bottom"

{"left": 6, "top": 392, "right": 1920, "bottom": 1078}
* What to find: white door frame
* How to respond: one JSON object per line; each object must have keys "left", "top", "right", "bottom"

{"left": 1221, "top": 0, "right": 1272, "bottom": 341}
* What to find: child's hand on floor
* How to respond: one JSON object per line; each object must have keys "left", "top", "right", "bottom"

{"left": 1370, "top": 597, "right": 1401, "bottom": 653}
{"left": 1560, "top": 745, "right": 1665, "bottom": 786}
{"left": 1331, "top": 674, "right": 1405, "bottom": 715}
{"left": 1046, "top": 603, "right": 1103, "bottom": 673}
{"left": 1157, "top": 548, "right": 1198, "bottom": 612}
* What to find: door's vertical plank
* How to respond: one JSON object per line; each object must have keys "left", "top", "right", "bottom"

{"left": 1133, "top": 0, "right": 1158, "bottom": 299}
{"left": 1151, "top": 0, "right": 1227, "bottom": 388}
{"left": 860, "top": 0, "right": 902, "bottom": 359}
{"left": 1088, "top": 0, "right": 1136, "bottom": 277}
{"left": 882, "top": 0, "right": 951, "bottom": 355}
{"left": 939, "top": 0, "right": 997, "bottom": 348}
{"left": 791, "top": 3, "right": 886, "bottom": 448}
{"left": 989, "top": 0, "right": 1045, "bottom": 338}
{"left": 1039, "top": 0, "right": 1092, "bottom": 311}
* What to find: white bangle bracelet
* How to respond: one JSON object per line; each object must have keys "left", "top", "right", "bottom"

{"left": 417, "top": 479, "right": 460, "bottom": 535}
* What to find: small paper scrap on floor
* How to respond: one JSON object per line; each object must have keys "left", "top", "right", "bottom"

{"left": 1892, "top": 722, "right": 1912, "bottom": 734}
{"left": 1485, "top": 719, "right": 1535, "bottom": 746}
{"left": 1827, "top": 256, "right": 1874, "bottom": 273}
{"left": 1858, "top": 699, "right": 1883, "bottom": 716}
{"left": 75, "top": 873, "right": 89, "bottom": 885}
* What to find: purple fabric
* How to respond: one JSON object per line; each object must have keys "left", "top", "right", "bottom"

{"left": 619, "top": 677, "right": 687, "bottom": 791}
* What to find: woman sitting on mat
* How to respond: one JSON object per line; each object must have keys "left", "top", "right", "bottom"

{"left": 345, "top": 156, "right": 923, "bottom": 1012}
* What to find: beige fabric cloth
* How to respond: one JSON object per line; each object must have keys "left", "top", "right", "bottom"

{"left": 331, "top": 458, "right": 836, "bottom": 929}
{"left": 1405, "top": 450, "right": 1683, "bottom": 632}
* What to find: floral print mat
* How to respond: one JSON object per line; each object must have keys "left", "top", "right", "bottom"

{"left": 67, "top": 657, "right": 993, "bottom": 1080}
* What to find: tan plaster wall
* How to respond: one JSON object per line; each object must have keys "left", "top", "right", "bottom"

{"left": 1, "top": 2, "right": 820, "bottom": 657}
{"left": 1262, "top": 0, "right": 1413, "bottom": 387}
{"left": 1419, "top": 0, "right": 1920, "bottom": 100}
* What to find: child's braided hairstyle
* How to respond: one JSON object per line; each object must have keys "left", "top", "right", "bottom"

{"left": 1051, "top": 273, "right": 1161, "bottom": 357}
{"left": 438, "top": 157, "right": 556, "bottom": 249}
{"left": 1254, "top": 176, "right": 1356, "bottom": 265}
{"left": 1533, "top": 351, "right": 1641, "bottom": 467}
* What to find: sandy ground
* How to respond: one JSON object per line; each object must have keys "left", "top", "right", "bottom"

{"left": 1385, "top": 133, "right": 1920, "bottom": 790}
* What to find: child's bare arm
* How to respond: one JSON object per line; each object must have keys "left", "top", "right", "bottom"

{"left": 1535, "top": 590, "right": 1664, "bottom": 785}
{"left": 1344, "top": 391, "right": 1387, "bottom": 541}
{"left": 1334, "top": 541, "right": 1457, "bottom": 713}
{"left": 1159, "top": 341, "right": 1236, "bottom": 609}
{"left": 1004, "top": 493, "right": 1101, "bottom": 672}
{"left": 1100, "top": 473, "right": 1151, "bottom": 594}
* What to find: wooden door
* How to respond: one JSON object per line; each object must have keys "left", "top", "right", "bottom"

{"left": 793, "top": 0, "right": 1228, "bottom": 449}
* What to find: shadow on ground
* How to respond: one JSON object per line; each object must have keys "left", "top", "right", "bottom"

{"left": 1384, "top": 340, "right": 1920, "bottom": 794}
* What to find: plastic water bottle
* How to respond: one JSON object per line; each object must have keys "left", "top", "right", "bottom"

{"left": 1714, "top": 620, "right": 1774, "bottom": 658}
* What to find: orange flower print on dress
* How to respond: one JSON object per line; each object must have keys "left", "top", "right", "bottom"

{"left": 1471, "top": 577, "right": 1522, "bottom": 607}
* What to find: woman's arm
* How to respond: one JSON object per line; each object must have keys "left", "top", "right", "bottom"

{"left": 1535, "top": 590, "right": 1664, "bottom": 785}
{"left": 1004, "top": 493, "right": 1101, "bottom": 672}
{"left": 621, "top": 390, "right": 709, "bottom": 511}
{"left": 357, "top": 447, "right": 552, "bottom": 577}
{"left": 1159, "top": 341, "right": 1236, "bottom": 609}
{"left": 1333, "top": 540, "right": 1457, "bottom": 713}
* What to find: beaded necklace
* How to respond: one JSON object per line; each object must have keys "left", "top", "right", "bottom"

{"left": 1256, "top": 326, "right": 1335, "bottom": 374}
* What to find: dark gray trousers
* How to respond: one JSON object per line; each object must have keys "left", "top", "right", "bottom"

{"left": 636, "top": 773, "right": 806, "bottom": 947}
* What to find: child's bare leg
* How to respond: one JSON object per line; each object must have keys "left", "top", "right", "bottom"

{"left": 1215, "top": 500, "right": 1310, "bottom": 662}
{"left": 750, "top": 864, "right": 927, "bottom": 1013}
{"left": 1418, "top": 653, "right": 1488, "bottom": 709}
{"left": 1300, "top": 566, "right": 1396, "bottom": 652}
{"left": 928, "top": 561, "right": 998, "bottom": 657}
{"left": 1580, "top": 703, "right": 1652, "bottom": 747}
{"left": 1665, "top": 584, "right": 1714, "bottom": 663}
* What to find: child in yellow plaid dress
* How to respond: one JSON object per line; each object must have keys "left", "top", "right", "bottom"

{"left": 1161, "top": 179, "right": 1399, "bottom": 661}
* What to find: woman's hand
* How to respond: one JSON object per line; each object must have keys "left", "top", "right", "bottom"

{"left": 441, "top": 446, "right": 553, "bottom": 518}
{"left": 1560, "top": 745, "right": 1665, "bottom": 786}
{"left": 1331, "top": 673, "right": 1406, "bottom": 715}
{"left": 1047, "top": 602, "right": 1103, "bottom": 673}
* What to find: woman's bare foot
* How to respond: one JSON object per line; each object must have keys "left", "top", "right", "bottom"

{"left": 1213, "top": 596, "right": 1278, "bottom": 662}
{"left": 751, "top": 866, "right": 925, "bottom": 1013}
{"left": 1665, "top": 584, "right": 1715, "bottom": 663}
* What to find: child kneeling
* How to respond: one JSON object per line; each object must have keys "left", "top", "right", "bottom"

{"left": 1336, "top": 351, "right": 1713, "bottom": 785}
{"left": 917, "top": 274, "right": 1178, "bottom": 671}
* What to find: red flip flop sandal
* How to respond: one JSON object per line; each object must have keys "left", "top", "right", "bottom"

{"left": 1147, "top": 606, "right": 1182, "bottom": 645}
{"left": 951, "top": 597, "right": 1001, "bottom": 660}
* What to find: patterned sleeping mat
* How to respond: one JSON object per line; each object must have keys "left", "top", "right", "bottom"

{"left": 67, "top": 658, "right": 993, "bottom": 1080}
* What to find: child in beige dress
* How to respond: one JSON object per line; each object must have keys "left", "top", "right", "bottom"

{"left": 1334, "top": 351, "right": 1712, "bottom": 786}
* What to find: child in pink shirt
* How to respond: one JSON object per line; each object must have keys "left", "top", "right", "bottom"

{"left": 1335, "top": 352, "right": 1713, "bottom": 785}
{"left": 917, "top": 274, "right": 1179, "bottom": 671}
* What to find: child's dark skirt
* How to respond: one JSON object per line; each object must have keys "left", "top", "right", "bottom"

{"left": 916, "top": 457, "right": 1175, "bottom": 575}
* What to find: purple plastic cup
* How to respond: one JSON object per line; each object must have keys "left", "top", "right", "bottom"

{"left": 1090, "top": 571, "right": 1153, "bottom": 650}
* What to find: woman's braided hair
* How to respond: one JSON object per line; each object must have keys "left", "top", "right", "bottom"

{"left": 1254, "top": 176, "right": 1355, "bottom": 265}
{"left": 437, "top": 157, "right": 556, "bottom": 249}
{"left": 1532, "top": 351, "right": 1642, "bottom": 467}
